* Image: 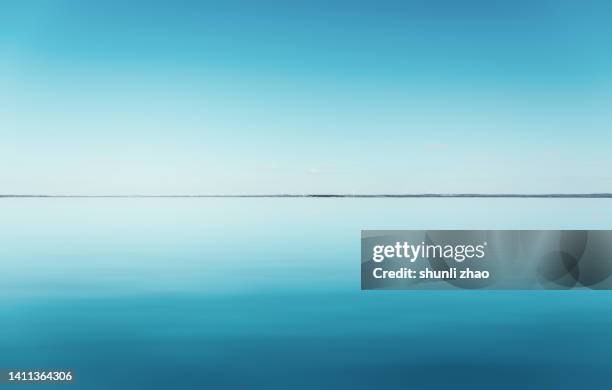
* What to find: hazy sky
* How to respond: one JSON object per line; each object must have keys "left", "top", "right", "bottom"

{"left": 1, "top": 0, "right": 611, "bottom": 194}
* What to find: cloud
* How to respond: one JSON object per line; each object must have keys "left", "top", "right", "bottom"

{"left": 425, "top": 143, "right": 450, "bottom": 151}
{"left": 306, "top": 165, "right": 345, "bottom": 175}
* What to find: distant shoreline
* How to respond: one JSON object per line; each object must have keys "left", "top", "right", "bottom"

{"left": 1, "top": 194, "right": 612, "bottom": 199}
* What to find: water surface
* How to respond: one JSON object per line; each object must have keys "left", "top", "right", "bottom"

{"left": 1, "top": 199, "right": 611, "bottom": 388}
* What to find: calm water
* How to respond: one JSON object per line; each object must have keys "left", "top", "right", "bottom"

{"left": 1, "top": 199, "right": 611, "bottom": 389}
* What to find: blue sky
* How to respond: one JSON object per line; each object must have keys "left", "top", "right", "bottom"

{"left": 1, "top": 0, "right": 611, "bottom": 194}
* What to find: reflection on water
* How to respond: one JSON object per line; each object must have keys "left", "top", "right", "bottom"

{"left": 1, "top": 199, "right": 611, "bottom": 388}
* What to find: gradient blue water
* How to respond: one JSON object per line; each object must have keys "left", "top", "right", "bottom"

{"left": 1, "top": 199, "right": 611, "bottom": 388}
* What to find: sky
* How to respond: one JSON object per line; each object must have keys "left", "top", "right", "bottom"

{"left": 1, "top": 0, "right": 611, "bottom": 194}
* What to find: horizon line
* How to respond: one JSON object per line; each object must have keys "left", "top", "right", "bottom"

{"left": 1, "top": 193, "right": 612, "bottom": 198}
